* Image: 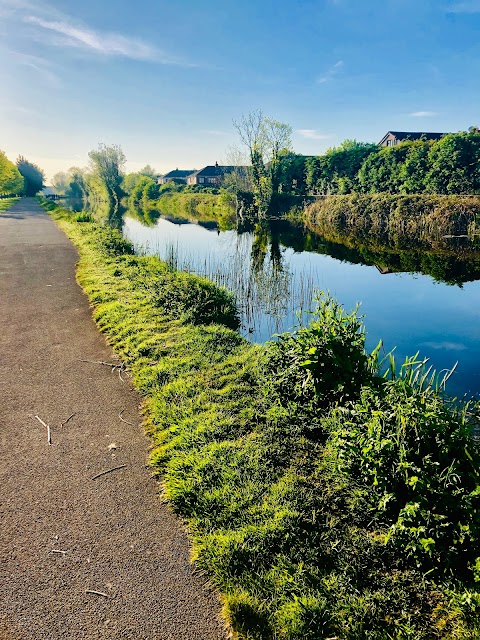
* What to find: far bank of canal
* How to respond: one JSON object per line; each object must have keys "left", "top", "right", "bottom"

{"left": 123, "top": 214, "right": 480, "bottom": 400}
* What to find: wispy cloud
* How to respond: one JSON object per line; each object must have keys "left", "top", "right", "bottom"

{"left": 25, "top": 16, "right": 188, "bottom": 64}
{"left": 1, "top": 0, "right": 194, "bottom": 66}
{"left": 203, "top": 129, "right": 228, "bottom": 136}
{"left": 409, "top": 111, "right": 439, "bottom": 117}
{"left": 317, "top": 60, "right": 344, "bottom": 84}
{"left": 9, "top": 50, "right": 62, "bottom": 87}
{"left": 446, "top": 1, "right": 480, "bottom": 12}
{"left": 297, "top": 129, "right": 333, "bottom": 140}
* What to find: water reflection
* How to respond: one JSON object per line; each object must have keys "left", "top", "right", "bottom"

{"left": 70, "top": 198, "right": 480, "bottom": 397}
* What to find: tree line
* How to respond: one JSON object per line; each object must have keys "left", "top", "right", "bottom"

{"left": 302, "top": 129, "right": 480, "bottom": 196}
{"left": 0, "top": 151, "right": 45, "bottom": 196}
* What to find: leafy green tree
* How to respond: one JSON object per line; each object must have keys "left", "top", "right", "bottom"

{"left": 0, "top": 150, "right": 24, "bottom": 194}
{"left": 16, "top": 156, "right": 44, "bottom": 196}
{"left": 397, "top": 140, "right": 431, "bottom": 193}
{"left": 234, "top": 110, "right": 292, "bottom": 217}
{"left": 357, "top": 145, "right": 409, "bottom": 193}
{"left": 425, "top": 133, "right": 480, "bottom": 194}
{"left": 305, "top": 141, "right": 377, "bottom": 194}
{"left": 88, "top": 143, "right": 126, "bottom": 206}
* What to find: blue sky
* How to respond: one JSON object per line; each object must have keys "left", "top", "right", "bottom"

{"left": 1, "top": 0, "right": 479, "bottom": 180}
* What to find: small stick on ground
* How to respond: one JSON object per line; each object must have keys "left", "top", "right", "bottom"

{"left": 35, "top": 415, "right": 52, "bottom": 445}
{"left": 60, "top": 412, "right": 76, "bottom": 427}
{"left": 79, "top": 358, "right": 125, "bottom": 370}
{"left": 118, "top": 409, "right": 134, "bottom": 426}
{"left": 50, "top": 549, "right": 67, "bottom": 554}
{"left": 91, "top": 464, "right": 127, "bottom": 481}
{"left": 86, "top": 590, "right": 108, "bottom": 598}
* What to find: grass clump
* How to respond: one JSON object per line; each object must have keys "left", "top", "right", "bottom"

{"left": 0, "top": 197, "right": 19, "bottom": 211}
{"left": 40, "top": 197, "right": 480, "bottom": 639}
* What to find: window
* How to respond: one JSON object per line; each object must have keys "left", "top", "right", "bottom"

{"left": 199, "top": 177, "right": 205, "bottom": 184}
{"left": 387, "top": 139, "right": 393, "bottom": 146}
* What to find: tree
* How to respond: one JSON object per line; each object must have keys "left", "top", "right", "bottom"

{"left": 67, "top": 166, "right": 88, "bottom": 199}
{"left": 16, "top": 156, "right": 44, "bottom": 196}
{"left": 138, "top": 165, "right": 157, "bottom": 179}
{"left": 51, "top": 171, "right": 70, "bottom": 195}
{"left": 234, "top": 110, "right": 292, "bottom": 217}
{"left": 0, "top": 150, "right": 24, "bottom": 194}
{"left": 425, "top": 133, "right": 480, "bottom": 194}
{"left": 88, "top": 143, "right": 126, "bottom": 206}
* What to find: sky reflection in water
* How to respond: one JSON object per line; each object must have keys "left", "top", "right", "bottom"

{"left": 123, "top": 216, "right": 480, "bottom": 399}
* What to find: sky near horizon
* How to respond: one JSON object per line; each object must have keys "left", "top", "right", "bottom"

{"left": 0, "top": 0, "right": 479, "bottom": 181}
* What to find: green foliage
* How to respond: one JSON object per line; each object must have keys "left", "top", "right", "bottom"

{"left": 16, "top": 155, "right": 43, "bottom": 195}
{"left": 0, "top": 197, "right": 20, "bottom": 211}
{"left": 306, "top": 132, "right": 480, "bottom": 196}
{"left": 88, "top": 143, "right": 126, "bottom": 205}
{"left": 0, "top": 151, "right": 24, "bottom": 195}
{"left": 37, "top": 197, "right": 480, "bottom": 639}
{"left": 265, "top": 294, "right": 376, "bottom": 437}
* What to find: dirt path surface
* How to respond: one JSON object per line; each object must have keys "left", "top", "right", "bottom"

{"left": 0, "top": 199, "right": 227, "bottom": 640}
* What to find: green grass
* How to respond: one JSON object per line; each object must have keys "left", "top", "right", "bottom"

{"left": 0, "top": 197, "right": 19, "bottom": 211}
{"left": 39, "top": 197, "right": 480, "bottom": 639}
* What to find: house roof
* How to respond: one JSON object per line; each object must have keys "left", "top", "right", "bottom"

{"left": 379, "top": 131, "right": 448, "bottom": 145}
{"left": 190, "top": 165, "right": 233, "bottom": 178}
{"left": 162, "top": 169, "right": 195, "bottom": 178}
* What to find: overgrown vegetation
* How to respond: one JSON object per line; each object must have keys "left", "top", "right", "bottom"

{"left": 41, "top": 197, "right": 480, "bottom": 639}
{"left": 0, "top": 197, "right": 19, "bottom": 211}
{"left": 304, "top": 193, "right": 480, "bottom": 248}
{"left": 0, "top": 151, "right": 24, "bottom": 195}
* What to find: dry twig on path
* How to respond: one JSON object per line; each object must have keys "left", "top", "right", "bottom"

{"left": 86, "top": 590, "right": 109, "bottom": 598}
{"left": 50, "top": 549, "right": 67, "bottom": 555}
{"left": 118, "top": 409, "right": 134, "bottom": 426}
{"left": 60, "top": 412, "right": 76, "bottom": 427}
{"left": 91, "top": 465, "right": 127, "bottom": 481}
{"left": 35, "top": 415, "right": 52, "bottom": 445}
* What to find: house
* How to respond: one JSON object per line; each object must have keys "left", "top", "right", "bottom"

{"left": 378, "top": 131, "right": 447, "bottom": 147}
{"left": 158, "top": 169, "right": 195, "bottom": 184}
{"left": 187, "top": 163, "right": 233, "bottom": 186}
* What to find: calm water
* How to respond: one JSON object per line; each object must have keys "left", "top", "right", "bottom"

{"left": 122, "top": 213, "right": 480, "bottom": 400}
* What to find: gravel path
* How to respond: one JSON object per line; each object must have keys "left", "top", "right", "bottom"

{"left": 0, "top": 199, "right": 227, "bottom": 640}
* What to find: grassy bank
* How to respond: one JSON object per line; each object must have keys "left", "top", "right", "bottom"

{"left": 40, "top": 197, "right": 480, "bottom": 639}
{"left": 153, "top": 190, "right": 236, "bottom": 224}
{"left": 304, "top": 194, "right": 480, "bottom": 250}
{"left": 0, "top": 197, "right": 19, "bottom": 211}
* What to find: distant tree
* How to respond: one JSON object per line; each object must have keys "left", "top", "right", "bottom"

{"left": 234, "top": 110, "right": 292, "bottom": 217}
{"left": 51, "top": 171, "right": 70, "bottom": 194}
{"left": 357, "top": 145, "right": 409, "bottom": 193}
{"left": 397, "top": 140, "right": 431, "bottom": 193}
{"left": 67, "top": 166, "right": 88, "bottom": 199}
{"left": 88, "top": 143, "right": 126, "bottom": 206}
{"left": 138, "top": 165, "right": 157, "bottom": 179}
{"left": 0, "top": 150, "right": 24, "bottom": 194}
{"left": 425, "top": 133, "right": 480, "bottom": 194}
{"left": 16, "top": 156, "right": 44, "bottom": 196}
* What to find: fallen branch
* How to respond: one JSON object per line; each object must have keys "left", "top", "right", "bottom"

{"left": 118, "top": 409, "right": 134, "bottom": 426}
{"left": 60, "top": 412, "right": 76, "bottom": 427}
{"left": 35, "top": 415, "right": 52, "bottom": 445}
{"left": 86, "top": 590, "right": 108, "bottom": 598}
{"left": 91, "top": 465, "right": 127, "bottom": 481}
{"left": 50, "top": 549, "right": 67, "bottom": 555}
